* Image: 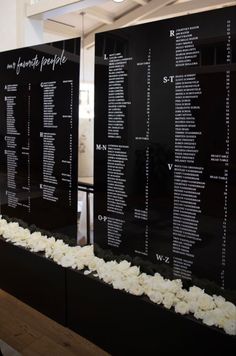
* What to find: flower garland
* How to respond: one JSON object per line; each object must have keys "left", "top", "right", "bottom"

{"left": 0, "top": 216, "right": 235, "bottom": 336}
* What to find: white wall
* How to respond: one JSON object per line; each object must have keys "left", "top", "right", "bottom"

{"left": 0, "top": 0, "right": 17, "bottom": 51}
{"left": 82, "top": 46, "right": 95, "bottom": 84}
{"left": 43, "top": 31, "right": 69, "bottom": 43}
{"left": 79, "top": 45, "right": 95, "bottom": 178}
{"left": 0, "top": 1, "right": 74, "bottom": 50}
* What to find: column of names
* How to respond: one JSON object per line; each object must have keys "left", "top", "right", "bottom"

{"left": 173, "top": 25, "right": 205, "bottom": 279}
{"left": 41, "top": 81, "right": 58, "bottom": 202}
{"left": 106, "top": 53, "right": 131, "bottom": 247}
{"left": 4, "top": 84, "right": 31, "bottom": 210}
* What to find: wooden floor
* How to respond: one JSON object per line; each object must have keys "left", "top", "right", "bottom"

{"left": 0, "top": 289, "right": 110, "bottom": 356}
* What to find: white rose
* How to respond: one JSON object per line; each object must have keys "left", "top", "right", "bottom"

{"left": 77, "top": 245, "right": 94, "bottom": 258}
{"left": 127, "top": 283, "right": 143, "bottom": 296}
{"left": 213, "top": 295, "right": 226, "bottom": 308}
{"left": 187, "top": 301, "right": 199, "bottom": 314}
{"left": 30, "top": 240, "right": 47, "bottom": 253}
{"left": 141, "top": 276, "right": 156, "bottom": 294}
{"left": 59, "top": 254, "right": 76, "bottom": 268}
{"left": 164, "top": 279, "right": 182, "bottom": 294}
{"left": 188, "top": 286, "right": 205, "bottom": 300}
{"left": 124, "top": 276, "right": 143, "bottom": 296}
{"left": 202, "top": 308, "right": 229, "bottom": 330}
{"left": 222, "top": 318, "right": 236, "bottom": 336}
{"left": 112, "top": 277, "right": 126, "bottom": 290}
{"left": 140, "top": 274, "right": 156, "bottom": 294}
{"left": 30, "top": 231, "right": 43, "bottom": 239}
{"left": 175, "top": 289, "right": 188, "bottom": 301}
{"left": 163, "top": 292, "right": 175, "bottom": 309}
{"left": 116, "top": 260, "right": 131, "bottom": 272}
{"left": 221, "top": 301, "right": 236, "bottom": 319}
{"left": 138, "top": 273, "right": 151, "bottom": 285}
{"left": 153, "top": 272, "right": 163, "bottom": 280}
{"left": 125, "top": 265, "right": 140, "bottom": 278}
{"left": 75, "top": 260, "right": 85, "bottom": 270}
{"left": 202, "top": 310, "right": 218, "bottom": 327}
{"left": 21, "top": 229, "right": 31, "bottom": 240}
{"left": 197, "top": 294, "right": 215, "bottom": 311}
{"left": 149, "top": 278, "right": 166, "bottom": 293}
{"left": 194, "top": 309, "right": 206, "bottom": 320}
{"left": 88, "top": 256, "right": 103, "bottom": 271}
{"left": 0, "top": 221, "right": 8, "bottom": 235}
{"left": 99, "top": 270, "right": 114, "bottom": 284}
{"left": 175, "top": 301, "right": 190, "bottom": 315}
{"left": 210, "top": 308, "right": 226, "bottom": 328}
{"left": 153, "top": 273, "right": 165, "bottom": 283}
{"left": 147, "top": 290, "right": 163, "bottom": 305}
{"left": 9, "top": 222, "right": 19, "bottom": 230}
{"left": 51, "top": 252, "right": 63, "bottom": 263}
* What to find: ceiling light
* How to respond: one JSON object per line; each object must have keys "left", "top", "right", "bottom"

{"left": 113, "top": 0, "right": 125, "bottom": 3}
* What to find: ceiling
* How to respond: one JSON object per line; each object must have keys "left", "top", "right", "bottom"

{"left": 28, "top": 0, "right": 236, "bottom": 48}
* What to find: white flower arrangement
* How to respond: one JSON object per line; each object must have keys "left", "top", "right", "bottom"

{"left": 0, "top": 216, "right": 235, "bottom": 336}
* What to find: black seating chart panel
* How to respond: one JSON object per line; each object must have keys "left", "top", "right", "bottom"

{"left": 0, "top": 39, "right": 80, "bottom": 242}
{"left": 94, "top": 7, "right": 236, "bottom": 298}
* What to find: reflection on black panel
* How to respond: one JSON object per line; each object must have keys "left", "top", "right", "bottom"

{"left": 201, "top": 46, "right": 215, "bottom": 66}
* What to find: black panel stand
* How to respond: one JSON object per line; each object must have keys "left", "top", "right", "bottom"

{"left": 0, "top": 238, "right": 66, "bottom": 325}
{"left": 1, "top": 238, "right": 235, "bottom": 354}
{"left": 67, "top": 269, "right": 236, "bottom": 356}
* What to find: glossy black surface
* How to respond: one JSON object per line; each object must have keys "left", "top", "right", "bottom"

{"left": 0, "top": 39, "right": 80, "bottom": 241}
{"left": 67, "top": 268, "right": 236, "bottom": 355}
{"left": 0, "top": 237, "right": 66, "bottom": 324}
{"left": 94, "top": 7, "right": 236, "bottom": 298}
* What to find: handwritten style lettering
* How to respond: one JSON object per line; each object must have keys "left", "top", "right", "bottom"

{"left": 9, "top": 50, "right": 68, "bottom": 75}
{"left": 40, "top": 50, "right": 67, "bottom": 72}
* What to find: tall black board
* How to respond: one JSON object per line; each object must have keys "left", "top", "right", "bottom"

{"left": 0, "top": 39, "right": 80, "bottom": 241}
{"left": 94, "top": 7, "right": 236, "bottom": 299}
